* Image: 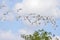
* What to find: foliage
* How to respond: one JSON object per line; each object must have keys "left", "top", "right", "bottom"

{"left": 21, "top": 29, "right": 52, "bottom": 40}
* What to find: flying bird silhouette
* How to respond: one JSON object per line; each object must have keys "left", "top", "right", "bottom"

{"left": 17, "top": 8, "right": 22, "bottom": 12}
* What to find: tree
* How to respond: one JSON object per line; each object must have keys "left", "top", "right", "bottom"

{"left": 21, "top": 29, "right": 52, "bottom": 40}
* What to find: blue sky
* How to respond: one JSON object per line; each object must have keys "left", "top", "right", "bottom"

{"left": 0, "top": 0, "right": 60, "bottom": 40}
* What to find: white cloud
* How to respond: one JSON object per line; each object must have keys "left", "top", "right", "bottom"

{"left": 0, "top": 29, "right": 32, "bottom": 40}
{"left": 14, "top": 0, "right": 60, "bottom": 18}
{"left": 0, "top": 30, "right": 18, "bottom": 40}
{"left": 19, "top": 29, "right": 27, "bottom": 34}
{"left": 6, "top": 12, "right": 15, "bottom": 21}
{"left": 0, "top": 30, "right": 28, "bottom": 40}
{"left": 18, "top": 29, "right": 31, "bottom": 34}
{"left": 0, "top": 0, "right": 60, "bottom": 22}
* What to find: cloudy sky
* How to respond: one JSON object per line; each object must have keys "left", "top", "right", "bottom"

{"left": 0, "top": 0, "right": 60, "bottom": 40}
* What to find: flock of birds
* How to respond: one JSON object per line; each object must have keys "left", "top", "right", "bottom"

{"left": 0, "top": 3, "right": 58, "bottom": 29}
{"left": 22, "top": 14, "right": 58, "bottom": 28}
